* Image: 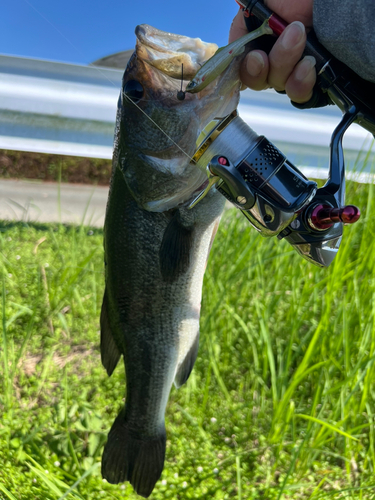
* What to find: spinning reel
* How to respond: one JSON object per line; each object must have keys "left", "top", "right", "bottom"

{"left": 188, "top": 0, "right": 375, "bottom": 267}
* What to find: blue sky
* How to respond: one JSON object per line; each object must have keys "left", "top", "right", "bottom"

{"left": 1, "top": 0, "right": 239, "bottom": 65}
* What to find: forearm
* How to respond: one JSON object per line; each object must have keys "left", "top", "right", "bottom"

{"left": 313, "top": 0, "right": 375, "bottom": 82}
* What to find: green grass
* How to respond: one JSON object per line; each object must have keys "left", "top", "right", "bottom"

{"left": 1, "top": 178, "right": 375, "bottom": 499}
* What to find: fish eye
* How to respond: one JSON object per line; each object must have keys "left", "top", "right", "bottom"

{"left": 186, "top": 80, "right": 197, "bottom": 90}
{"left": 123, "top": 80, "right": 144, "bottom": 103}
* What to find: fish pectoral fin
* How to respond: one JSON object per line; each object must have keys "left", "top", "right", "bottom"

{"left": 159, "top": 210, "right": 194, "bottom": 283}
{"left": 102, "top": 409, "right": 166, "bottom": 498}
{"left": 100, "top": 288, "right": 121, "bottom": 376}
{"left": 174, "top": 333, "right": 199, "bottom": 388}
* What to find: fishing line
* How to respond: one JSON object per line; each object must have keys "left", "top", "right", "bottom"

{"left": 23, "top": 0, "right": 92, "bottom": 67}
{"left": 22, "top": 0, "right": 119, "bottom": 89}
{"left": 22, "top": 0, "right": 196, "bottom": 163}
{"left": 123, "top": 93, "right": 195, "bottom": 163}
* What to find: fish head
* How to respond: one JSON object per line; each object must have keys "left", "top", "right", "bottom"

{"left": 117, "top": 24, "right": 241, "bottom": 212}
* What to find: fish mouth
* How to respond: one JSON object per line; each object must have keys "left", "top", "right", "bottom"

{"left": 135, "top": 24, "right": 218, "bottom": 79}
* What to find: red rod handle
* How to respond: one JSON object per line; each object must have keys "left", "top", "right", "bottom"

{"left": 235, "top": 0, "right": 287, "bottom": 34}
{"left": 267, "top": 13, "right": 288, "bottom": 36}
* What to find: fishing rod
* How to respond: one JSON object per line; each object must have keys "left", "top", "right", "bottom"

{"left": 186, "top": 0, "right": 375, "bottom": 267}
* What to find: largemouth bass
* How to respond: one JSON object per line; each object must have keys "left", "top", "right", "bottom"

{"left": 100, "top": 24, "right": 241, "bottom": 498}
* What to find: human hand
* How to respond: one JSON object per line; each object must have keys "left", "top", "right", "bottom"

{"left": 229, "top": 0, "right": 316, "bottom": 103}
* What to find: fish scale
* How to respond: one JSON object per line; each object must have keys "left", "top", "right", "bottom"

{"left": 100, "top": 23, "right": 242, "bottom": 497}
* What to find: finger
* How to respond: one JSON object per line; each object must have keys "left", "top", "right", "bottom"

{"left": 267, "top": 21, "right": 306, "bottom": 92}
{"left": 228, "top": 8, "right": 248, "bottom": 43}
{"left": 240, "top": 50, "right": 270, "bottom": 90}
{"left": 285, "top": 56, "right": 316, "bottom": 103}
{"left": 265, "top": 0, "right": 313, "bottom": 26}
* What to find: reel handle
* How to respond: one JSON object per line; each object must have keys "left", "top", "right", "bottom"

{"left": 309, "top": 205, "right": 360, "bottom": 230}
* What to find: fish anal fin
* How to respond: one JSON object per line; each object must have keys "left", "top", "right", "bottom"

{"left": 174, "top": 333, "right": 199, "bottom": 388}
{"left": 100, "top": 288, "right": 121, "bottom": 376}
{"left": 159, "top": 210, "right": 194, "bottom": 283}
{"left": 102, "top": 410, "right": 166, "bottom": 498}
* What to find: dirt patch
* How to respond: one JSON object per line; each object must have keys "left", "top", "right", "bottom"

{"left": 20, "top": 345, "right": 98, "bottom": 377}
{"left": 0, "top": 150, "right": 112, "bottom": 185}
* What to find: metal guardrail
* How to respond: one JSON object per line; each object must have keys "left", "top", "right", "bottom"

{"left": 0, "top": 53, "right": 374, "bottom": 172}
{"left": 0, "top": 54, "right": 121, "bottom": 159}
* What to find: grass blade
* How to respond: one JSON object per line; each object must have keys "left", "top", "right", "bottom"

{"left": 57, "top": 463, "right": 100, "bottom": 500}
{"left": 0, "top": 483, "right": 18, "bottom": 500}
{"left": 294, "top": 414, "right": 359, "bottom": 441}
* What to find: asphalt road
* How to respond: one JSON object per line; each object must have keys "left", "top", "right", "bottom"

{"left": 0, "top": 179, "right": 109, "bottom": 227}
{"left": 1, "top": 169, "right": 372, "bottom": 229}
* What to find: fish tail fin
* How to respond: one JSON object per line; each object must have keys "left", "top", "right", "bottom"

{"left": 102, "top": 410, "right": 166, "bottom": 498}
{"left": 100, "top": 288, "right": 121, "bottom": 376}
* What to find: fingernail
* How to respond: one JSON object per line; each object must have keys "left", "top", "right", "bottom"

{"left": 295, "top": 55, "right": 316, "bottom": 81}
{"left": 246, "top": 51, "right": 264, "bottom": 77}
{"left": 280, "top": 21, "right": 305, "bottom": 50}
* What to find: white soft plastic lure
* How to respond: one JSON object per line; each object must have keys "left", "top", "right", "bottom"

{"left": 185, "top": 20, "right": 273, "bottom": 94}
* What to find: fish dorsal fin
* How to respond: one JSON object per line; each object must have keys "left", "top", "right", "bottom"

{"left": 213, "top": 46, "right": 225, "bottom": 55}
{"left": 159, "top": 210, "right": 194, "bottom": 283}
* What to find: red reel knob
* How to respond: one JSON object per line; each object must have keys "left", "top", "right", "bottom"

{"left": 309, "top": 204, "right": 361, "bottom": 230}
{"left": 340, "top": 205, "right": 361, "bottom": 224}
{"left": 218, "top": 156, "right": 229, "bottom": 166}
